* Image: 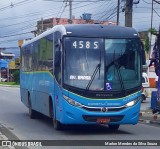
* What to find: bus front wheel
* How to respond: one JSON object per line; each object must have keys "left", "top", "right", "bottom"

{"left": 53, "top": 119, "right": 63, "bottom": 130}
{"left": 50, "top": 99, "right": 63, "bottom": 130}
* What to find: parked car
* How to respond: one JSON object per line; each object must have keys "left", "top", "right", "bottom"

{"left": 1, "top": 78, "right": 7, "bottom": 82}
{"left": 141, "top": 72, "right": 150, "bottom": 102}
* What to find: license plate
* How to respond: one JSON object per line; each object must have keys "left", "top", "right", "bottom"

{"left": 97, "top": 118, "right": 110, "bottom": 124}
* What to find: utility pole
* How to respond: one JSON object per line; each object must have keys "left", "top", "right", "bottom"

{"left": 69, "top": 0, "right": 72, "bottom": 24}
{"left": 125, "top": 0, "right": 133, "bottom": 27}
{"left": 117, "top": 0, "right": 120, "bottom": 25}
{"left": 41, "top": 18, "right": 44, "bottom": 33}
{"left": 149, "top": 0, "right": 154, "bottom": 58}
{"left": 151, "top": 0, "right": 154, "bottom": 32}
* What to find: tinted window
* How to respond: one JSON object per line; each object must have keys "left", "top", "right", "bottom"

{"left": 22, "top": 34, "right": 53, "bottom": 72}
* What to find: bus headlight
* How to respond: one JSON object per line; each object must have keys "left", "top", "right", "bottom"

{"left": 125, "top": 96, "right": 141, "bottom": 107}
{"left": 63, "top": 95, "right": 82, "bottom": 107}
{"left": 125, "top": 100, "right": 135, "bottom": 107}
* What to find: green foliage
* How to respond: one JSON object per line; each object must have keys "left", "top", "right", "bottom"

{"left": 12, "top": 70, "right": 20, "bottom": 84}
{"left": 144, "top": 36, "right": 150, "bottom": 53}
{"left": 148, "top": 28, "right": 157, "bottom": 35}
{"left": 0, "top": 82, "right": 18, "bottom": 85}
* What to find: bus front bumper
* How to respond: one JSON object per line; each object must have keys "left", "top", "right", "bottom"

{"left": 58, "top": 97, "right": 141, "bottom": 125}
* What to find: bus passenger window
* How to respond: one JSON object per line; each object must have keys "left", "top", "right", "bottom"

{"left": 54, "top": 32, "right": 61, "bottom": 85}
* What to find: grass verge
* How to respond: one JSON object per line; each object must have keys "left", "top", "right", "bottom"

{"left": 0, "top": 82, "right": 19, "bottom": 86}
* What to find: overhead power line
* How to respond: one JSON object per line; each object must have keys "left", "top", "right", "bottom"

{"left": 0, "top": 0, "right": 36, "bottom": 12}
{"left": 2, "top": 47, "right": 20, "bottom": 49}
{"left": 0, "top": 32, "right": 33, "bottom": 38}
{"left": 142, "top": 0, "right": 154, "bottom": 4}
{"left": 153, "top": 0, "right": 160, "bottom": 4}
{"left": 153, "top": 8, "right": 160, "bottom": 17}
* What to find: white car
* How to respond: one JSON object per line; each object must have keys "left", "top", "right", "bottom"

{"left": 1, "top": 78, "right": 7, "bottom": 82}
{"left": 141, "top": 72, "right": 150, "bottom": 102}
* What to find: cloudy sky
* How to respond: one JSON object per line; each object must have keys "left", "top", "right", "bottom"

{"left": 0, "top": 0, "right": 160, "bottom": 56}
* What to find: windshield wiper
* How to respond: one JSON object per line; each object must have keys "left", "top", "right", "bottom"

{"left": 85, "top": 63, "right": 101, "bottom": 90}
{"left": 114, "top": 61, "right": 125, "bottom": 94}
{"left": 106, "top": 50, "right": 125, "bottom": 94}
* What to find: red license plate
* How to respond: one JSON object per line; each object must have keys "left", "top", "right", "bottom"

{"left": 97, "top": 118, "right": 110, "bottom": 124}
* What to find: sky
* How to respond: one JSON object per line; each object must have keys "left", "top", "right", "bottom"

{"left": 0, "top": 0, "right": 160, "bottom": 57}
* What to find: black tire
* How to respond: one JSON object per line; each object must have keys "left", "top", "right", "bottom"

{"left": 53, "top": 119, "right": 63, "bottom": 130}
{"left": 108, "top": 124, "right": 120, "bottom": 131}
{"left": 28, "top": 94, "right": 38, "bottom": 119}
{"left": 49, "top": 99, "right": 63, "bottom": 130}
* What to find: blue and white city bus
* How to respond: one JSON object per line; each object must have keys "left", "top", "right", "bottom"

{"left": 20, "top": 24, "right": 143, "bottom": 130}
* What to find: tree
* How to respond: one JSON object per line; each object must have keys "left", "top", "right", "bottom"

{"left": 144, "top": 35, "right": 150, "bottom": 53}
{"left": 12, "top": 70, "right": 20, "bottom": 84}
{"left": 148, "top": 28, "right": 158, "bottom": 36}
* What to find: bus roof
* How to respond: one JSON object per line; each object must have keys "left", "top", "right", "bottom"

{"left": 22, "top": 24, "right": 139, "bottom": 47}
{"left": 64, "top": 24, "right": 139, "bottom": 38}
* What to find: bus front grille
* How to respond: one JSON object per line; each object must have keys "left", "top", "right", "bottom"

{"left": 82, "top": 106, "right": 126, "bottom": 112}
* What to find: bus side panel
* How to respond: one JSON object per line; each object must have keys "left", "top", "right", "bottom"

{"left": 20, "top": 71, "right": 33, "bottom": 107}
{"left": 54, "top": 82, "right": 64, "bottom": 122}
{"left": 20, "top": 87, "right": 28, "bottom": 107}
{"left": 30, "top": 72, "right": 55, "bottom": 117}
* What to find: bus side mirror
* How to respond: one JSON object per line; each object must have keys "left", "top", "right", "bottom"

{"left": 55, "top": 39, "right": 61, "bottom": 49}
{"left": 140, "top": 42, "right": 146, "bottom": 65}
{"left": 141, "top": 49, "right": 146, "bottom": 65}
{"left": 55, "top": 51, "right": 61, "bottom": 67}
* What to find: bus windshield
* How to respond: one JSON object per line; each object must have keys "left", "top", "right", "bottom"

{"left": 63, "top": 37, "right": 141, "bottom": 91}
{"left": 63, "top": 37, "right": 104, "bottom": 90}
{"left": 105, "top": 39, "right": 141, "bottom": 91}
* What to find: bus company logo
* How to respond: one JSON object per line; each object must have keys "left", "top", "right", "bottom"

{"left": 2, "top": 141, "right": 12, "bottom": 147}
{"left": 101, "top": 107, "right": 108, "bottom": 112}
{"left": 2, "top": 141, "right": 42, "bottom": 147}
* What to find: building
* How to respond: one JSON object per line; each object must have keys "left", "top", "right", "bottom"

{"left": 0, "top": 52, "right": 15, "bottom": 82}
{"left": 0, "top": 59, "right": 8, "bottom": 81}
{"left": 36, "top": 17, "right": 116, "bottom": 35}
{"left": 139, "top": 31, "right": 158, "bottom": 88}
{"left": 0, "top": 51, "right": 15, "bottom": 59}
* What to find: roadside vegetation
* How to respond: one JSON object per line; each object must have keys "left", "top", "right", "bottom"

{"left": 0, "top": 70, "right": 20, "bottom": 86}
{"left": 12, "top": 70, "right": 20, "bottom": 84}
{"left": 0, "top": 82, "right": 19, "bottom": 86}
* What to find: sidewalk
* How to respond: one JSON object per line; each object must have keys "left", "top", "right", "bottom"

{"left": 139, "top": 88, "right": 160, "bottom": 125}
{"left": 140, "top": 109, "right": 160, "bottom": 125}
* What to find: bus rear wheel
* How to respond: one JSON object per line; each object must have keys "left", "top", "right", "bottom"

{"left": 28, "top": 95, "right": 38, "bottom": 119}
{"left": 108, "top": 124, "right": 120, "bottom": 131}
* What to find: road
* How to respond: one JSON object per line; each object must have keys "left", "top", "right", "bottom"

{"left": 0, "top": 86, "right": 160, "bottom": 149}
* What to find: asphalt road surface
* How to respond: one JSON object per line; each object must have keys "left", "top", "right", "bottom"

{"left": 0, "top": 86, "right": 160, "bottom": 149}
